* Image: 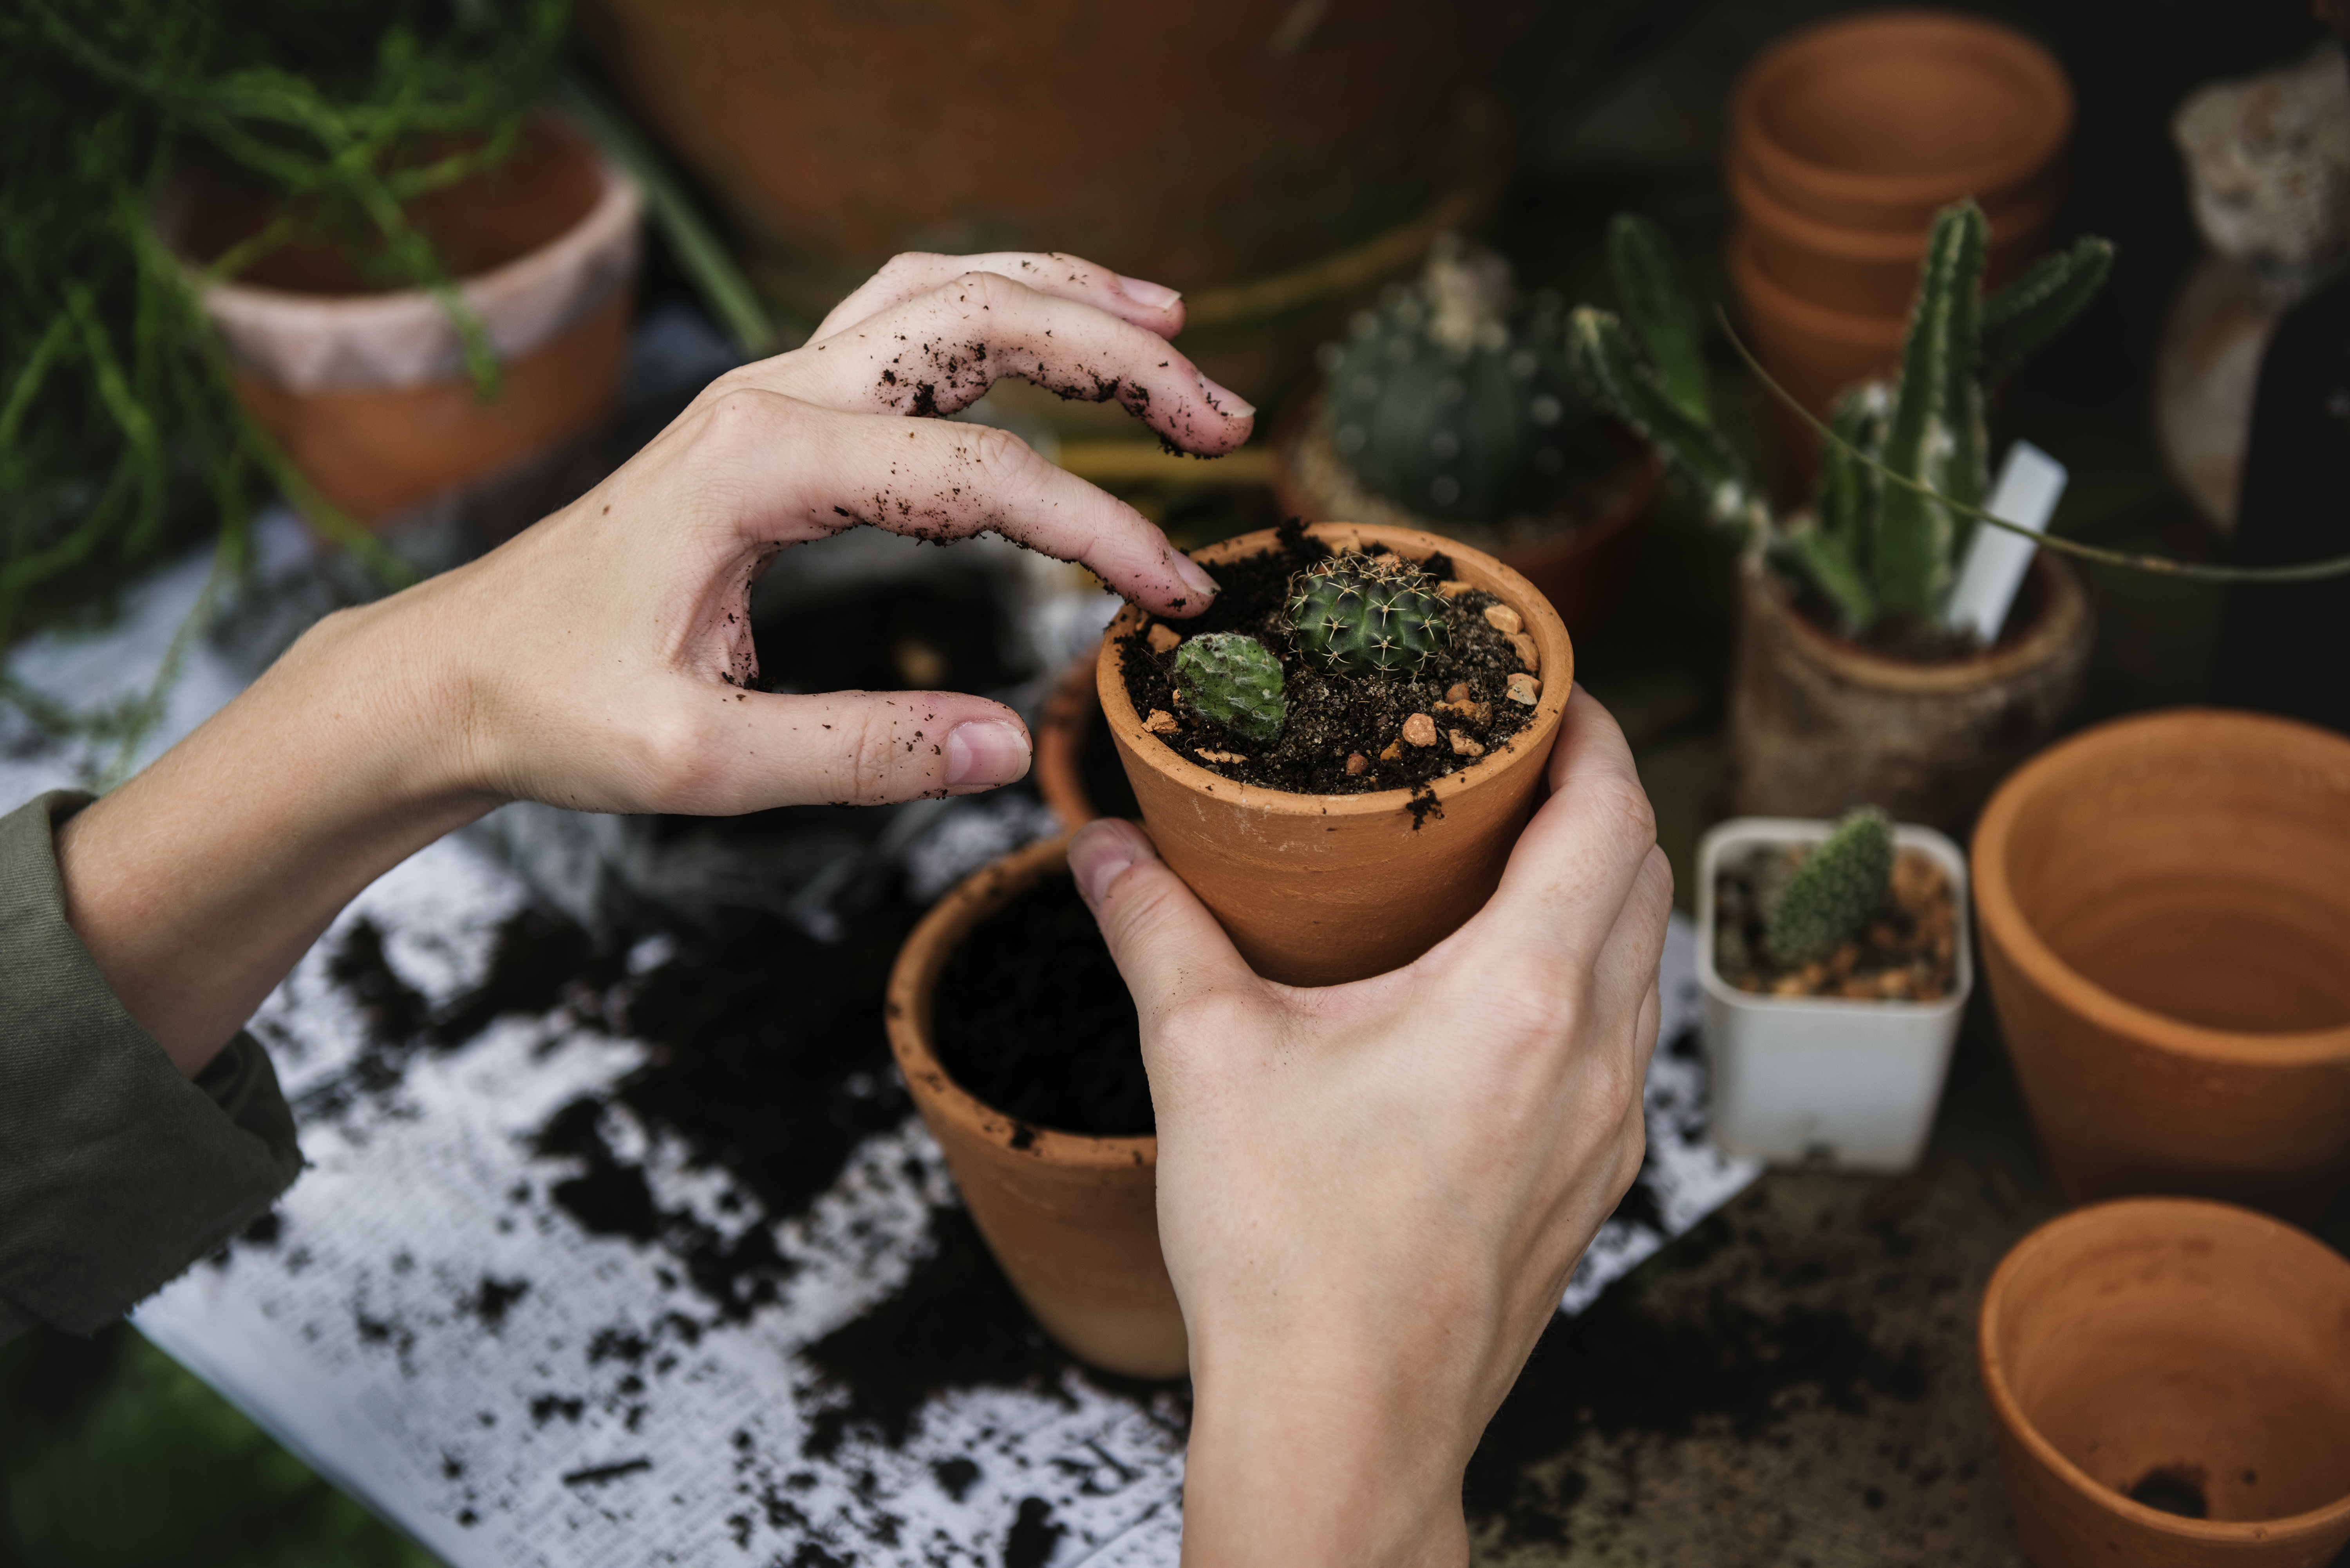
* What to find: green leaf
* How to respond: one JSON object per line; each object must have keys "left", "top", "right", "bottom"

{"left": 1776, "top": 527, "right": 1877, "bottom": 635}
{"left": 1606, "top": 214, "right": 1708, "bottom": 422}
{"left": 1981, "top": 236, "right": 2114, "bottom": 384}
{"left": 1815, "top": 380, "right": 1888, "bottom": 561}
{"left": 1570, "top": 307, "right": 1764, "bottom": 544}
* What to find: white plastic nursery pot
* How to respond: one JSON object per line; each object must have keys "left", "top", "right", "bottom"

{"left": 1696, "top": 817, "right": 1974, "bottom": 1172}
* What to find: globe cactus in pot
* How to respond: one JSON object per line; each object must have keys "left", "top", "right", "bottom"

{"left": 1272, "top": 235, "right": 1661, "bottom": 634}
{"left": 1576, "top": 204, "right": 2111, "bottom": 831}
{"left": 1096, "top": 520, "right": 1572, "bottom": 987}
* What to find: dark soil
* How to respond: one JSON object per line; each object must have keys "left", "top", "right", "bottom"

{"left": 1117, "top": 518, "right": 1541, "bottom": 795}
{"left": 931, "top": 874, "right": 1150, "bottom": 1138}
{"left": 1712, "top": 845, "right": 1960, "bottom": 1002}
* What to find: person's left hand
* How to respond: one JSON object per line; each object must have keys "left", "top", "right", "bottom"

{"left": 59, "top": 251, "right": 1251, "bottom": 1068}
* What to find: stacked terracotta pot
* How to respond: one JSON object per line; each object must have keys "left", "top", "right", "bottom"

{"left": 1727, "top": 11, "right": 2073, "bottom": 495}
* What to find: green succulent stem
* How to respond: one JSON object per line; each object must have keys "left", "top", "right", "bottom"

{"left": 1171, "top": 632, "right": 1287, "bottom": 745}
{"left": 1765, "top": 807, "right": 1894, "bottom": 968}
{"left": 1287, "top": 551, "right": 1446, "bottom": 676}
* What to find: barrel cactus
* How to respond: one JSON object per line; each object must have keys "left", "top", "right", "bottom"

{"left": 1287, "top": 551, "right": 1446, "bottom": 676}
{"left": 1766, "top": 807, "right": 1896, "bottom": 967}
{"left": 1316, "top": 234, "right": 1595, "bottom": 522}
{"left": 1171, "top": 632, "right": 1287, "bottom": 744}
{"left": 1572, "top": 206, "right": 2113, "bottom": 637}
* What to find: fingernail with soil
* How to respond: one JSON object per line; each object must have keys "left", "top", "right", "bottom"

{"left": 1171, "top": 552, "right": 1220, "bottom": 605}
{"left": 945, "top": 720, "right": 1030, "bottom": 789}
{"left": 1196, "top": 372, "right": 1256, "bottom": 420}
{"left": 1116, "top": 273, "right": 1182, "bottom": 309}
{"left": 1071, "top": 818, "right": 1153, "bottom": 910}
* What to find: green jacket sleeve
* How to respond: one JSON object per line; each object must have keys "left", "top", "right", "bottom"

{"left": 0, "top": 791, "right": 303, "bottom": 1342}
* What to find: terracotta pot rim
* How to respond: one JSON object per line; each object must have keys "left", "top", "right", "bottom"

{"left": 885, "top": 832, "right": 1158, "bottom": 1171}
{"left": 1728, "top": 150, "right": 2061, "bottom": 263}
{"left": 1730, "top": 226, "right": 1909, "bottom": 349}
{"left": 1970, "top": 707, "right": 2350, "bottom": 1062}
{"left": 1977, "top": 1196, "right": 2350, "bottom": 1541}
{"left": 1732, "top": 10, "right": 2074, "bottom": 214}
{"left": 1269, "top": 383, "right": 1665, "bottom": 551}
{"left": 1739, "top": 552, "right": 2087, "bottom": 694}
{"left": 1096, "top": 523, "right": 1575, "bottom": 820}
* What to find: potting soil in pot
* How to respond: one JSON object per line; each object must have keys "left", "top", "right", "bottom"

{"left": 932, "top": 874, "right": 1151, "bottom": 1137}
{"left": 1117, "top": 519, "right": 1538, "bottom": 796}
{"left": 1714, "top": 846, "right": 1958, "bottom": 1001}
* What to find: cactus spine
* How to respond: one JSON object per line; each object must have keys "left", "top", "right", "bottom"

{"left": 1171, "top": 632, "right": 1287, "bottom": 744}
{"left": 1765, "top": 807, "right": 1895, "bottom": 967}
{"left": 1572, "top": 204, "right": 2113, "bottom": 637}
{"left": 1287, "top": 551, "right": 1446, "bottom": 676}
{"left": 1318, "top": 234, "right": 1594, "bottom": 522}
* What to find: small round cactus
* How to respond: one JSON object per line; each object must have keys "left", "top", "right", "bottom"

{"left": 1286, "top": 551, "right": 1446, "bottom": 676}
{"left": 1171, "top": 632, "right": 1287, "bottom": 744}
{"left": 1766, "top": 807, "right": 1896, "bottom": 968}
{"left": 1316, "top": 233, "right": 1595, "bottom": 522}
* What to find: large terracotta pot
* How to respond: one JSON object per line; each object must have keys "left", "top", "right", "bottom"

{"left": 1099, "top": 522, "right": 1573, "bottom": 987}
{"left": 1978, "top": 1198, "right": 2350, "bottom": 1567}
{"left": 1731, "top": 11, "right": 2072, "bottom": 235}
{"left": 1269, "top": 387, "right": 1661, "bottom": 641}
{"left": 1970, "top": 710, "right": 2350, "bottom": 1220}
{"left": 580, "top": 0, "right": 1528, "bottom": 410}
{"left": 885, "top": 833, "right": 1185, "bottom": 1379}
{"left": 173, "top": 117, "right": 640, "bottom": 525}
{"left": 1725, "top": 551, "right": 2091, "bottom": 833}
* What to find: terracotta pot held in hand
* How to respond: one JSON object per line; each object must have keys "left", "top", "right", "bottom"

{"left": 1099, "top": 522, "right": 1573, "bottom": 988}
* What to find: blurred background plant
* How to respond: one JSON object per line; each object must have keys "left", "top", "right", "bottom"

{"left": 0, "top": 0, "right": 568, "bottom": 755}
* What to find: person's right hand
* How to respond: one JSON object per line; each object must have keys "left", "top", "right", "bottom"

{"left": 1068, "top": 688, "right": 1672, "bottom": 1568}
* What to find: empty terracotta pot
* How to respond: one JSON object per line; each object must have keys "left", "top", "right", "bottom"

{"left": 1100, "top": 523, "right": 1573, "bottom": 987}
{"left": 1729, "top": 149, "right": 2059, "bottom": 318}
{"left": 1732, "top": 11, "right": 2073, "bottom": 235}
{"left": 1725, "top": 551, "right": 2091, "bottom": 833}
{"left": 1979, "top": 1197, "right": 2350, "bottom": 1567}
{"left": 1971, "top": 709, "right": 2350, "bottom": 1220}
{"left": 1269, "top": 387, "right": 1662, "bottom": 640}
{"left": 1726, "top": 225, "right": 1906, "bottom": 499}
{"left": 172, "top": 117, "right": 640, "bottom": 524}
{"left": 885, "top": 834, "right": 1186, "bottom": 1379}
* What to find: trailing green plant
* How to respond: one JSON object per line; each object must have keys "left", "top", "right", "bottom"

{"left": 1316, "top": 234, "right": 1598, "bottom": 523}
{"left": 1766, "top": 806, "right": 1894, "bottom": 967}
{"left": 1572, "top": 205, "right": 2115, "bottom": 638}
{"left": 1171, "top": 632, "right": 1287, "bottom": 744}
{"left": 1286, "top": 551, "right": 1446, "bottom": 677}
{"left": 0, "top": 0, "right": 571, "bottom": 761}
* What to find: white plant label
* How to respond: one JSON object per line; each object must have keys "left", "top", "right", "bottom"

{"left": 1943, "top": 441, "right": 2070, "bottom": 642}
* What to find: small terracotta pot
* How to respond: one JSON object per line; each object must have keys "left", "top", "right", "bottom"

{"left": 1732, "top": 11, "right": 2073, "bottom": 235}
{"left": 1978, "top": 1198, "right": 2350, "bottom": 1567}
{"left": 884, "top": 833, "right": 1186, "bottom": 1379}
{"left": 1970, "top": 710, "right": 2350, "bottom": 1220}
{"left": 1725, "top": 551, "right": 2091, "bottom": 833}
{"left": 1269, "top": 387, "right": 1661, "bottom": 640}
{"left": 1729, "top": 150, "right": 2058, "bottom": 318}
{"left": 1099, "top": 522, "right": 1573, "bottom": 987}
{"left": 172, "top": 117, "right": 641, "bottom": 524}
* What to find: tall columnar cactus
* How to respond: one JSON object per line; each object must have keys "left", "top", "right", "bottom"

{"left": 1571, "top": 206, "right": 2113, "bottom": 636}
{"left": 1287, "top": 551, "right": 1446, "bottom": 675}
{"left": 1766, "top": 806, "right": 1895, "bottom": 967}
{"left": 1171, "top": 632, "right": 1287, "bottom": 744}
{"left": 1317, "top": 234, "right": 1595, "bottom": 522}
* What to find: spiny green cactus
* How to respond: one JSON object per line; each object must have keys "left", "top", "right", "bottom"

{"left": 1287, "top": 551, "right": 1446, "bottom": 676}
{"left": 1171, "top": 632, "right": 1287, "bottom": 744}
{"left": 1766, "top": 807, "right": 1896, "bottom": 968}
{"left": 1571, "top": 206, "right": 2114, "bottom": 637}
{"left": 1316, "top": 234, "right": 1596, "bottom": 522}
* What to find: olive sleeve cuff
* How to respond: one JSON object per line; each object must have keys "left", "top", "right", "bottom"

{"left": 0, "top": 790, "right": 303, "bottom": 1338}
